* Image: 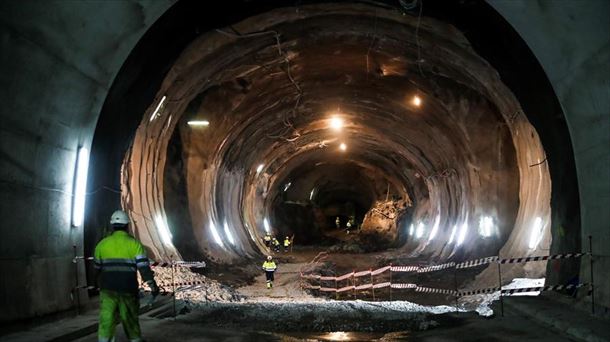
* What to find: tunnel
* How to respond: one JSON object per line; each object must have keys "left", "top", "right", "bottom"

{"left": 1, "top": 0, "right": 608, "bottom": 341}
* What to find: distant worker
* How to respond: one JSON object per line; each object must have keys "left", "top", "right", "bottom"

{"left": 94, "top": 210, "right": 159, "bottom": 342}
{"left": 346, "top": 221, "right": 352, "bottom": 234}
{"left": 263, "top": 232, "right": 272, "bottom": 247}
{"left": 272, "top": 237, "right": 281, "bottom": 253}
{"left": 335, "top": 216, "right": 341, "bottom": 229}
{"left": 262, "top": 255, "right": 277, "bottom": 289}
{"left": 283, "top": 236, "right": 291, "bottom": 252}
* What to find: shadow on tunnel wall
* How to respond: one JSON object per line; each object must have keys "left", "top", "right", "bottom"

{"left": 85, "top": 0, "right": 580, "bottom": 287}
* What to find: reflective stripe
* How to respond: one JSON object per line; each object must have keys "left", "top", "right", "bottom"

{"left": 101, "top": 265, "right": 137, "bottom": 272}
{"left": 136, "top": 261, "right": 150, "bottom": 268}
{"left": 100, "top": 258, "right": 136, "bottom": 265}
{"left": 135, "top": 254, "right": 147, "bottom": 260}
{"left": 94, "top": 258, "right": 102, "bottom": 269}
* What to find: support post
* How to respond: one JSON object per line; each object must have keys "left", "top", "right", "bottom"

{"left": 352, "top": 271, "right": 356, "bottom": 300}
{"left": 389, "top": 264, "right": 393, "bottom": 301}
{"left": 453, "top": 264, "right": 459, "bottom": 312}
{"left": 371, "top": 269, "right": 375, "bottom": 301}
{"left": 589, "top": 235, "right": 595, "bottom": 314}
{"left": 171, "top": 258, "right": 176, "bottom": 318}
{"left": 497, "top": 257, "right": 504, "bottom": 317}
{"left": 72, "top": 245, "right": 80, "bottom": 315}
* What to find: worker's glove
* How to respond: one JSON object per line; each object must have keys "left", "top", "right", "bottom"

{"left": 147, "top": 280, "right": 160, "bottom": 298}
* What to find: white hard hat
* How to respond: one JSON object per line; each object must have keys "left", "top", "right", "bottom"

{"left": 110, "top": 210, "right": 130, "bottom": 225}
{"left": 267, "top": 255, "right": 273, "bottom": 260}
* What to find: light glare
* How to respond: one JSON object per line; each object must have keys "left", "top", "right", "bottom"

{"left": 408, "top": 224, "right": 414, "bottom": 236}
{"left": 428, "top": 215, "right": 440, "bottom": 241}
{"left": 263, "top": 217, "right": 271, "bottom": 233}
{"left": 72, "top": 147, "right": 89, "bottom": 227}
{"left": 478, "top": 216, "right": 494, "bottom": 237}
{"left": 415, "top": 222, "right": 424, "bottom": 238}
{"left": 154, "top": 214, "right": 173, "bottom": 246}
{"left": 330, "top": 117, "right": 343, "bottom": 130}
{"left": 339, "top": 143, "right": 347, "bottom": 151}
{"left": 457, "top": 222, "right": 468, "bottom": 246}
{"left": 187, "top": 120, "right": 210, "bottom": 126}
{"left": 448, "top": 224, "right": 458, "bottom": 244}
{"left": 528, "top": 217, "right": 544, "bottom": 249}
{"left": 256, "top": 164, "right": 264, "bottom": 174}
{"left": 412, "top": 95, "right": 422, "bottom": 107}
{"left": 209, "top": 219, "right": 224, "bottom": 247}
{"left": 149, "top": 95, "right": 167, "bottom": 122}
{"left": 224, "top": 220, "right": 235, "bottom": 245}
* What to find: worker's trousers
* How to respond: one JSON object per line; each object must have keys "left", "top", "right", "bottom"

{"left": 98, "top": 290, "right": 141, "bottom": 342}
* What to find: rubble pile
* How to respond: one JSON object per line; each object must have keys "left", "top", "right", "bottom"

{"left": 140, "top": 266, "right": 243, "bottom": 303}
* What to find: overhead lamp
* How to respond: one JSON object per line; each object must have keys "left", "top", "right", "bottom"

{"left": 256, "top": 164, "right": 264, "bottom": 174}
{"left": 187, "top": 120, "right": 210, "bottom": 126}
{"left": 412, "top": 95, "right": 422, "bottom": 107}
{"left": 415, "top": 222, "right": 424, "bottom": 238}
{"left": 330, "top": 116, "right": 343, "bottom": 131}
{"left": 309, "top": 188, "right": 316, "bottom": 201}
{"left": 408, "top": 224, "right": 414, "bottom": 236}
{"left": 339, "top": 143, "right": 347, "bottom": 151}
{"left": 283, "top": 182, "right": 291, "bottom": 192}
{"left": 478, "top": 216, "right": 494, "bottom": 237}
{"left": 72, "top": 147, "right": 89, "bottom": 227}
{"left": 149, "top": 95, "right": 167, "bottom": 122}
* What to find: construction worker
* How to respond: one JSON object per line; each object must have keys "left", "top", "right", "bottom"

{"left": 263, "top": 232, "right": 272, "bottom": 247}
{"left": 346, "top": 221, "right": 352, "bottom": 234}
{"left": 335, "top": 216, "right": 341, "bottom": 229}
{"left": 283, "top": 236, "right": 291, "bottom": 252}
{"left": 94, "top": 210, "right": 159, "bottom": 342}
{"left": 272, "top": 237, "right": 281, "bottom": 253}
{"left": 262, "top": 255, "right": 277, "bottom": 289}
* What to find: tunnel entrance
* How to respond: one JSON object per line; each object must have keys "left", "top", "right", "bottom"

{"left": 84, "top": 0, "right": 571, "bottom": 304}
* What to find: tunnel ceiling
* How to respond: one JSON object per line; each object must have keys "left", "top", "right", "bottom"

{"left": 121, "top": 3, "right": 551, "bottom": 270}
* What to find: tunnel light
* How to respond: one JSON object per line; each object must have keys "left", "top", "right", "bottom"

{"left": 187, "top": 120, "right": 210, "bottom": 126}
{"left": 329, "top": 116, "right": 343, "bottom": 131}
{"left": 263, "top": 217, "right": 271, "bottom": 233}
{"left": 428, "top": 215, "right": 440, "bottom": 242}
{"left": 448, "top": 224, "right": 458, "bottom": 244}
{"left": 309, "top": 188, "right": 316, "bottom": 201}
{"left": 339, "top": 143, "right": 347, "bottom": 151}
{"left": 325, "top": 331, "right": 351, "bottom": 341}
{"left": 209, "top": 219, "right": 224, "bottom": 247}
{"left": 415, "top": 222, "right": 425, "bottom": 239}
{"left": 256, "top": 164, "right": 264, "bottom": 174}
{"left": 154, "top": 214, "right": 173, "bottom": 246}
{"left": 284, "top": 182, "right": 291, "bottom": 192}
{"left": 71, "top": 147, "right": 89, "bottom": 227}
{"left": 149, "top": 95, "right": 167, "bottom": 122}
{"left": 408, "top": 224, "right": 414, "bottom": 236}
{"left": 478, "top": 216, "right": 494, "bottom": 237}
{"left": 528, "top": 217, "right": 544, "bottom": 249}
{"left": 223, "top": 220, "right": 235, "bottom": 245}
{"left": 412, "top": 95, "right": 422, "bottom": 107}
{"left": 457, "top": 222, "right": 468, "bottom": 246}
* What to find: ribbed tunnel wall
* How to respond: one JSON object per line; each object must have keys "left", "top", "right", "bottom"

{"left": 0, "top": 0, "right": 607, "bottom": 322}
{"left": 122, "top": 4, "right": 551, "bottom": 282}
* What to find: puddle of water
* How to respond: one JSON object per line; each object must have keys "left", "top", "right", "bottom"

{"left": 279, "top": 331, "right": 410, "bottom": 341}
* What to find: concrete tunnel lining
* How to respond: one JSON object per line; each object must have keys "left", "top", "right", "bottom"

{"left": 2, "top": 0, "right": 607, "bottom": 323}
{"left": 120, "top": 2, "right": 550, "bottom": 289}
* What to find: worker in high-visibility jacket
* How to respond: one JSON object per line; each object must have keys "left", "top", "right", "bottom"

{"left": 94, "top": 210, "right": 159, "bottom": 342}
{"left": 262, "top": 255, "right": 277, "bottom": 289}
{"left": 271, "top": 237, "right": 281, "bottom": 253}
{"left": 283, "top": 236, "right": 291, "bottom": 252}
{"left": 263, "top": 232, "right": 272, "bottom": 247}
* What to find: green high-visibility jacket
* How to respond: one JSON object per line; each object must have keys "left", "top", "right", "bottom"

{"left": 262, "top": 261, "right": 277, "bottom": 272}
{"left": 94, "top": 230, "right": 154, "bottom": 294}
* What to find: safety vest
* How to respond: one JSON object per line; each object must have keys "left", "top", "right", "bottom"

{"left": 272, "top": 239, "right": 280, "bottom": 246}
{"left": 94, "top": 230, "right": 153, "bottom": 293}
{"left": 264, "top": 235, "right": 271, "bottom": 242}
{"left": 262, "top": 260, "right": 277, "bottom": 272}
{"left": 284, "top": 239, "right": 291, "bottom": 247}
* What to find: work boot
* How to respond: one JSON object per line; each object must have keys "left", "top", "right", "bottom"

{"left": 267, "top": 281, "right": 271, "bottom": 289}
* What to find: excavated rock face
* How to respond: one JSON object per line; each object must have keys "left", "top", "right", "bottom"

{"left": 122, "top": 2, "right": 551, "bottom": 280}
